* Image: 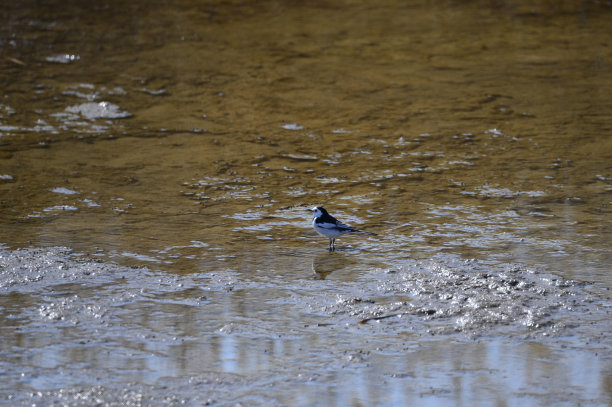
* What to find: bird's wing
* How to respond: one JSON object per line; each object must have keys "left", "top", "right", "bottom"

{"left": 317, "top": 213, "right": 377, "bottom": 235}
{"left": 332, "top": 220, "right": 356, "bottom": 232}
{"left": 316, "top": 220, "right": 342, "bottom": 229}
{"left": 335, "top": 220, "right": 377, "bottom": 235}
{"left": 315, "top": 218, "right": 353, "bottom": 231}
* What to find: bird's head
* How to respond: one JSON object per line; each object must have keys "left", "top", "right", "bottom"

{"left": 310, "top": 206, "right": 327, "bottom": 218}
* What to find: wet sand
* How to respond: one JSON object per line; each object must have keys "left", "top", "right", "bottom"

{"left": 1, "top": 0, "right": 611, "bottom": 405}
{"left": 1, "top": 246, "right": 610, "bottom": 406}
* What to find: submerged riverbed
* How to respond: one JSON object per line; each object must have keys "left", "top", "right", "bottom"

{"left": 1, "top": 0, "right": 611, "bottom": 405}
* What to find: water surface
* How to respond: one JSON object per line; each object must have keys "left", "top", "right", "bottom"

{"left": 0, "top": 0, "right": 611, "bottom": 405}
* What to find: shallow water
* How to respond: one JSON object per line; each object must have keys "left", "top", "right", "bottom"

{"left": 1, "top": 0, "right": 611, "bottom": 405}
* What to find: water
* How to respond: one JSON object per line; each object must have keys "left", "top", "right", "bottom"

{"left": 1, "top": 0, "right": 611, "bottom": 405}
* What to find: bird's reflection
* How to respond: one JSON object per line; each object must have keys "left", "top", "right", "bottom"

{"left": 311, "top": 250, "right": 355, "bottom": 280}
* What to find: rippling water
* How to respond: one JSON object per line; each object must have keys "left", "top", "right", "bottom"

{"left": 1, "top": 0, "right": 611, "bottom": 405}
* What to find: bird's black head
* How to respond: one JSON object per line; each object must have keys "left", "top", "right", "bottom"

{"left": 310, "top": 206, "right": 328, "bottom": 217}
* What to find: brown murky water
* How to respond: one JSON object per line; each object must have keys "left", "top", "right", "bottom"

{"left": 1, "top": 0, "right": 611, "bottom": 405}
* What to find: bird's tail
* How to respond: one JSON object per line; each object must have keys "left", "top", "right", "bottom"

{"left": 352, "top": 230, "right": 378, "bottom": 236}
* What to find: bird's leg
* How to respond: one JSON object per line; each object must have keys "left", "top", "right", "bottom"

{"left": 331, "top": 238, "right": 336, "bottom": 251}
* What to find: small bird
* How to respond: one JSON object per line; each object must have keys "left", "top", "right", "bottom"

{"left": 310, "top": 206, "right": 377, "bottom": 251}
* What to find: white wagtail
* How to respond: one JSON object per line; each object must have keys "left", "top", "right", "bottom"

{"left": 310, "top": 206, "right": 377, "bottom": 251}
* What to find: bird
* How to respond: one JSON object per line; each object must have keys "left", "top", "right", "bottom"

{"left": 310, "top": 206, "right": 377, "bottom": 251}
